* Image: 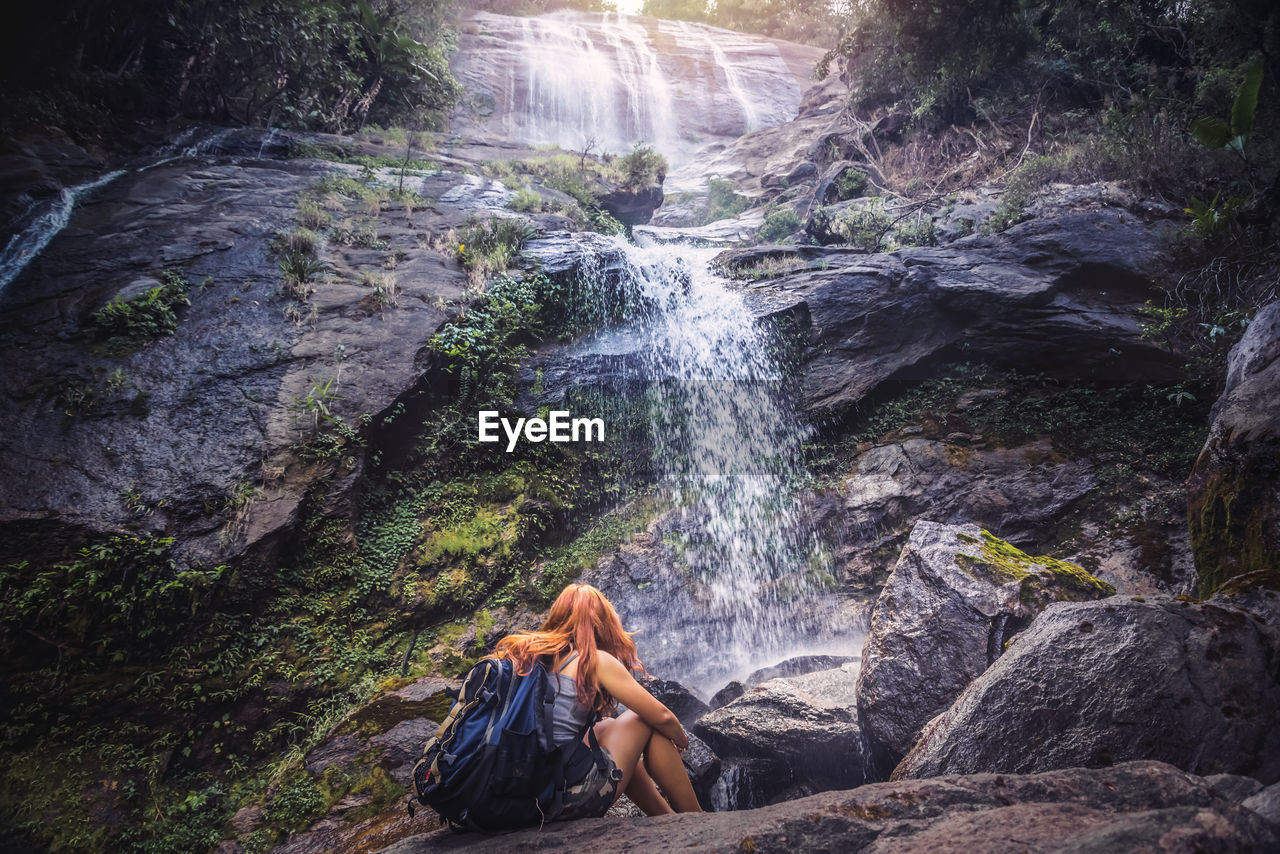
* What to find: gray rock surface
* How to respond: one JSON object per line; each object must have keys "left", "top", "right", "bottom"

{"left": 729, "top": 206, "right": 1183, "bottom": 417}
{"left": 894, "top": 591, "right": 1280, "bottom": 783}
{"left": 0, "top": 143, "right": 468, "bottom": 569}
{"left": 695, "top": 663, "right": 868, "bottom": 808}
{"left": 1186, "top": 299, "right": 1280, "bottom": 594}
{"left": 856, "top": 522, "right": 1114, "bottom": 771}
{"left": 1243, "top": 782, "right": 1280, "bottom": 827}
{"left": 378, "top": 761, "right": 1280, "bottom": 853}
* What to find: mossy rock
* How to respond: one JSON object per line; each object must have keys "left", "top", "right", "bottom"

{"left": 956, "top": 530, "right": 1115, "bottom": 607}
{"left": 331, "top": 677, "right": 458, "bottom": 741}
{"left": 1187, "top": 445, "right": 1280, "bottom": 597}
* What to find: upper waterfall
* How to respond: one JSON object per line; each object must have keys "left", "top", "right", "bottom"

{"left": 450, "top": 10, "right": 824, "bottom": 162}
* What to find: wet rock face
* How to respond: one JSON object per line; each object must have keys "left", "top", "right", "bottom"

{"left": 893, "top": 590, "right": 1280, "bottom": 783}
{"left": 1187, "top": 299, "right": 1280, "bottom": 595}
{"left": 855, "top": 521, "right": 1115, "bottom": 774}
{"left": 0, "top": 141, "right": 471, "bottom": 570}
{"left": 727, "top": 206, "right": 1184, "bottom": 417}
{"left": 694, "top": 663, "right": 869, "bottom": 809}
{"left": 450, "top": 11, "right": 823, "bottom": 162}
{"left": 241, "top": 677, "right": 458, "bottom": 854}
{"left": 378, "top": 761, "right": 1280, "bottom": 853}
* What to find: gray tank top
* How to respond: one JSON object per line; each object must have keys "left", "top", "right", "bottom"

{"left": 550, "top": 652, "right": 592, "bottom": 746}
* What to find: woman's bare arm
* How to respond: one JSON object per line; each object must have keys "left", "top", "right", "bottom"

{"left": 595, "top": 651, "right": 688, "bottom": 748}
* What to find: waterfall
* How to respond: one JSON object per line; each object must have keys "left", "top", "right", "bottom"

{"left": 563, "top": 236, "right": 848, "bottom": 694}
{"left": 513, "top": 14, "right": 620, "bottom": 152}
{"left": 0, "top": 127, "right": 253, "bottom": 298}
{"left": 455, "top": 10, "right": 821, "bottom": 161}
{"left": 0, "top": 170, "right": 125, "bottom": 294}
{"left": 675, "top": 21, "right": 760, "bottom": 133}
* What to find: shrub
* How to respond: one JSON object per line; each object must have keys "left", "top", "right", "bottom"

{"left": 758, "top": 205, "right": 802, "bottom": 243}
{"left": 837, "top": 202, "right": 894, "bottom": 252}
{"left": 616, "top": 144, "right": 668, "bottom": 189}
{"left": 456, "top": 217, "right": 539, "bottom": 277}
{"left": 89, "top": 269, "right": 191, "bottom": 344}
{"left": 508, "top": 187, "right": 544, "bottom": 212}
{"left": 703, "top": 177, "right": 751, "bottom": 224}
{"left": 836, "top": 168, "right": 869, "bottom": 200}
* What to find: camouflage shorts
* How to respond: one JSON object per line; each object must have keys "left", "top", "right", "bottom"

{"left": 552, "top": 745, "right": 623, "bottom": 821}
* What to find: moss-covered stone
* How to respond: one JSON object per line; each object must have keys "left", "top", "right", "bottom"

{"left": 956, "top": 529, "right": 1115, "bottom": 605}
{"left": 1187, "top": 443, "right": 1280, "bottom": 597}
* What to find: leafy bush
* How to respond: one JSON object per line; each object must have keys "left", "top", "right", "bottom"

{"left": 0, "top": 536, "right": 226, "bottom": 662}
{"left": 456, "top": 217, "right": 539, "bottom": 276}
{"left": 616, "top": 144, "right": 668, "bottom": 189}
{"left": 507, "top": 187, "right": 544, "bottom": 212}
{"left": 836, "top": 168, "right": 869, "bottom": 200}
{"left": 758, "top": 205, "right": 802, "bottom": 243}
{"left": 702, "top": 177, "right": 751, "bottom": 224}
{"left": 4, "top": 0, "right": 461, "bottom": 133}
{"left": 837, "top": 202, "right": 894, "bottom": 251}
{"left": 89, "top": 269, "right": 191, "bottom": 345}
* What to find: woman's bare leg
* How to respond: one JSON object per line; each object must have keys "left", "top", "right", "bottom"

{"left": 593, "top": 712, "right": 668, "bottom": 815}
{"left": 642, "top": 731, "right": 702, "bottom": 812}
{"left": 623, "top": 759, "right": 672, "bottom": 815}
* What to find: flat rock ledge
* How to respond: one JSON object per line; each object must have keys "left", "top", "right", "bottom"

{"left": 377, "top": 761, "right": 1278, "bottom": 853}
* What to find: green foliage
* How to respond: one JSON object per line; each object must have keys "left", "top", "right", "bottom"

{"left": 507, "top": 187, "right": 544, "bottom": 213}
{"left": 893, "top": 211, "right": 937, "bottom": 246}
{"left": 836, "top": 201, "right": 894, "bottom": 251}
{"left": 267, "top": 772, "right": 326, "bottom": 831}
{"left": 836, "top": 168, "right": 870, "bottom": 201}
{"left": 1184, "top": 192, "right": 1247, "bottom": 241}
{"left": 616, "top": 144, "right": 668, "bottom": 190}
{"left": 757, "top": 205, "right": 802, "bottom": 243}
{"left": 456, "top": 217, "right": 539, "bottom": 276}
{"left": 3, "top": 0, "right": 461, "bottom": 134}
{"left": 0, "top": 536, "right": 226, "bottom": 662}
{"left": 273, "top": 229, "right": 329, "bottom": 294}
{"left": 1191, "top": 60, "right": 1264, "bottom": 154}
{"left": 526, "top": 493, "right": 662, "bottom": 606}
{"left": 289, "top": 376, "right": 344, "bottom": 435}
{"left": 88, "top": 270, "right": 191, "bottom": 347}
{"left": 702, "top": 177, "right": 751, "bottom": 224}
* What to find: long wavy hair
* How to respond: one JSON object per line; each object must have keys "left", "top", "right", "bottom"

{"left": 493, "top": 583, "right": 641, "bottom": 715}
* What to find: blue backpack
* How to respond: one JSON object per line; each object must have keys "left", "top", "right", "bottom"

{"left": 410, "top": 654, "right": 604, "bottom": 831}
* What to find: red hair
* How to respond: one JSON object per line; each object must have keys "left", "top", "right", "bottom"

{"left": 493, "top": 583, "right": 641, "bottom": 715}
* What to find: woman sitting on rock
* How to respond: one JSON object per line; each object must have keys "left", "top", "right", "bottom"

{"left": 493, "top": 582, "right": 703, "bottom": 819}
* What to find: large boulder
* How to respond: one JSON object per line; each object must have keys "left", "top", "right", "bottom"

{"left": 378, "top": 761, "right": 1280, "bottom": 853}
{"left": 694, "top": 663, "right": 869, "bottom": 809}
{"left": 1187, "top": 300, "right": 1280, "bottom": 595}
{"left": 893, "top": 589, "right": 1280, "bottom": 783}
{"left": 725, "top": 206, "right": 1184, "bottom": 417}
{"left": 856, "top": 522, "right": 1115, "bottom": 774}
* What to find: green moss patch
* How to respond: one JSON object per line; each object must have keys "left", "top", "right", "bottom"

{"left": 956, "top": 529, "right": 1116, "bottom": 604}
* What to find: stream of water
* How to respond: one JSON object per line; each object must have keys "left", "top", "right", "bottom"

{"left": 564, "top": 236, "right": 850, "bottom": 694}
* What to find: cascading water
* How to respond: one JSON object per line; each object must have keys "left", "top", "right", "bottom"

{"left": 0, "top": 170, "right": 126, "bottom": 293}
{"left": 556, "top": 236, "right": 851, "bottom": 695}
{"left": 454, "top": 10, "right": 821, "bottom": 160}
{"left": 0, "top": 127, "right": 254, "bottom": 298}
